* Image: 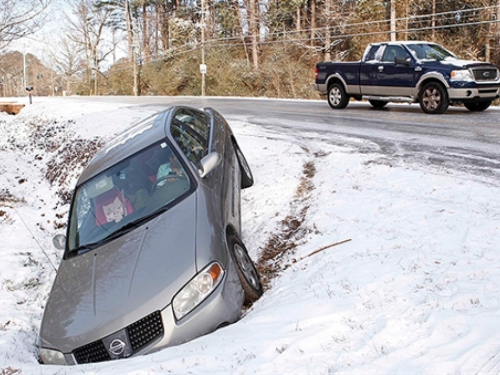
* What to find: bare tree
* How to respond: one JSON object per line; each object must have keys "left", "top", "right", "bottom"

{"left": 66, "top": 0, "right": 115, "bottom": 95}
{"left": 50, "top": 34, "right": 85, "bottom": 95}
{"left": 0, "top": 0, "right": 52, "bottom": 50}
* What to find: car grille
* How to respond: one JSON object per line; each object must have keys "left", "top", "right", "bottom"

{"left": 72, "top": 311, "right": 164, "bottom": 364}
{"left": 472, "top": 68, "right": 499, "bottom": 82}
{"left": 127, "top": 311, "right": 163, "bottom": 351}
{"left": 73, "top": 340, "right": 110, "bottom": 364}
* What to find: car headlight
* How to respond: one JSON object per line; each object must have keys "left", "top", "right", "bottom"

{"left": 450, "top": 69, "right": 474, "bottom": 82}
{"left": 38, "top": 347, "right": 67, "bottom": 365}
{"left": 172, "top": 262, "right": 225, "bottom": 320}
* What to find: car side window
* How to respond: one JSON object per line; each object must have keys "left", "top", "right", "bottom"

{"left": 171, "top": 109, "right": 208, "bottom": 165}
{"left": 381, "top": 46, "right": 408, "bottom": 62}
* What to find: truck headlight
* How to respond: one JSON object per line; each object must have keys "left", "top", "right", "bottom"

{"left": 450, "top": 69, "right": 474, "bottom": 82}
{"left": 38, "top": 347, "right": 67, "bottom": 365}
{"left": 172, "top": 262, "right": 224, "bottom": 320}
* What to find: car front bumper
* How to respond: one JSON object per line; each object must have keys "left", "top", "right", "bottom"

{"left": 41, "top": 259, "right": 244, "bottom": 366}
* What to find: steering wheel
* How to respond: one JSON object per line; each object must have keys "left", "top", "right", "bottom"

{"left": 151, "top": 174, "right": 186, "bottom": 192}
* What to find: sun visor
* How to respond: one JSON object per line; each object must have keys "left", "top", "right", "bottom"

{"left": 86, "top": 175, "right": 114, "bottom": 198}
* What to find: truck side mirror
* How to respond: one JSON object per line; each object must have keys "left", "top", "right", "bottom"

{"left": 394, "top": 57, "right": 411, "bottom": 66}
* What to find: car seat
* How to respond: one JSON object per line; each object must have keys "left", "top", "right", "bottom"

{"left": 94, "top": 187, "right": 134, "bottom": 226}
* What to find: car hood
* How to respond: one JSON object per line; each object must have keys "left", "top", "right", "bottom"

{"left": 38, "top": 194, "right": 197, "bottom": 353}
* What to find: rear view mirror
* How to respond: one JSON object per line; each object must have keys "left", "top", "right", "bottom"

{"left": 198, "top": 152, "right": 221, "bottom": 178}
{"left": 53, "top": 234, "right": 66, "bottom": 250}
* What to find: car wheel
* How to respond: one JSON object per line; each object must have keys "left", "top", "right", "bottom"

{"left": 234, "top": 142, "right": 254, "bottom": 189}
{"left": 464, "top": 101, "right": 492, "bottom": 112}
{"left": 419, "top": 82, "right": 449, "bottom": 114}
{"left": 228, "top": 236, "right": 263, "bottom": 304}
{"left": 327, "top": 83, "right": 349, "bottom": 109}
{"left": 369, "top": 100, "right": 388, "bottom": 108}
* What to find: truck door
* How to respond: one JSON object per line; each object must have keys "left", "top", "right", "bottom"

{"left": 359, "top": 44, "right": 383, "bottom": 95}
{"left": 371, "top": 45, "right": 416, "bottom": 97}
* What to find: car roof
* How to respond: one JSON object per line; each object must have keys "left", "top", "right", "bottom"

{"left": 369, "top": 41, "right": 439, "bottom": 46}
{"left": 77, "top": 107, "right": 173, "bottom": 184}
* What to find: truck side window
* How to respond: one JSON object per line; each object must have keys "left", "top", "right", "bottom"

{"left": 382, "top": 46, "right": 408, "bottom": 62}
{"left": 365, "top": 45, "right": 381, "bottom": 62}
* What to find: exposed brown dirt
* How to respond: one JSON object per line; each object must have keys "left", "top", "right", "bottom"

{"left": 256, "top": 159, "right": 317, "bottom": 290}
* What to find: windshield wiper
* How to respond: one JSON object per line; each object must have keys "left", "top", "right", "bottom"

{"left": 101, "top": 216, "right": 153, "bottom": 242}
{"left": 69, "top": 242, "right": 103, "bottom": 257}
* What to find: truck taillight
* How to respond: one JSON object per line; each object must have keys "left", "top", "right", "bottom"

{"left": 315, "top": 67, "right": 318, "bottom": 80}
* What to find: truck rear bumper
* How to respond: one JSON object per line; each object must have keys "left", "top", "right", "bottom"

{"left": 314, "top": 83, "right": 327, "bottom": 94}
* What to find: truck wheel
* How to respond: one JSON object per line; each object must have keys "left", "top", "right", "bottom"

{"left": 369, "top": 100, "right": 388, "bottom": 108}
{"left": 328, "top": 83, "right": 349, "bottom": 109}
{"left": 419, "top": 82, "right": 449, "bottom": 114}
{"left": 464, "top": 101, "right": 492, "bottom": 112}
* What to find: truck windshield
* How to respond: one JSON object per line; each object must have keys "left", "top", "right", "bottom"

{"left": 66, "top": 141, "right": 193, "bottom": 255}
{"left": 406, "top": 43, "right": 457, "bottom": 61}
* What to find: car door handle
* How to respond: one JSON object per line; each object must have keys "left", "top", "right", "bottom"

{"left": 378, "top": 66, "right": 384, "bottom": 72}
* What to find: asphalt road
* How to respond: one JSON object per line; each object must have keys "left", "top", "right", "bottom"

{"left": 61, "top": 96, "right": 500, "bottom": 180}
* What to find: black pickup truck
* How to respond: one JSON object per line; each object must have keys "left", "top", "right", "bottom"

{"left": 314, "top": 41, "right": 500, "bottom": 114}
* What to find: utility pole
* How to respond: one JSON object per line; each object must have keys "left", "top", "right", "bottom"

{"left": 390, "top": 0, "right": 396, "bottom": 41}
{"left": 200, "top": 0, "right": 206, "bottom": 97}
{"left": 23, "top": 51, "right": 27, "bottom": 94}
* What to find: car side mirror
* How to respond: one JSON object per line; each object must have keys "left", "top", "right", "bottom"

{"left": 198, "top": 152, "right": 221, "bottom": 178}
{"left": 53, "top": 234, "right": 66, "bottom": 250}
{"left": 395, "top": 57, "right": 411, "bottom": 66}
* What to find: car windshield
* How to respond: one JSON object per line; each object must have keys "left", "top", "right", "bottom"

{"left": 406, "top": 43, "right": 457, "bottom": 61}
{"left": 66, "top": 140, "right": 193, "bottom": 255}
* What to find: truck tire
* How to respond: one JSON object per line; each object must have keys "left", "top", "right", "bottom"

{"left": 419, "top": 82, "right": 449, "bottom": 114}
{"left": 328, "top": 83, "right": 349, "bottom": 109}
{"left": 464, "top": 101, "right": 492, "bottom": 112}
{"left": 369, "top": 100, "right": 388, "bottom": 108}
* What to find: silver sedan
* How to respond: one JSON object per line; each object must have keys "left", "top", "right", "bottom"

{"left": 37, "top": 106, "right": 262, "bottom": 365}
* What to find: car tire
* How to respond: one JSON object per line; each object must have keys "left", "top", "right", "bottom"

{"left": 369, "top": 100, "right": 388, "bottom": 108}
{"left": 327, "top": 83, "right": 349, "bottom": 109}
{"left": 233, "top": 142, "right": 254, "bottom": 189}
{"left": 419, "top": 82, "right": 449, "bottom": 114}
{"left": 464, "top": 101, "right": 492, "bottom": 112}
{"left": 228, "top": 236, "right": 263, "bottom": 304}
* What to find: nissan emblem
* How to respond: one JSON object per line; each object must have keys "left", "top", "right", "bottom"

{"left": 109, "top": 339, "right": 126, "bottom": 356}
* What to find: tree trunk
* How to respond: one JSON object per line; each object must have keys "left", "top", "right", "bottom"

{"left": 296, "top": 6, "right": 301, "bottom": 32}
{"left": 246, "top": 0, "right": 259, "bottom": 70}
{"left": 431, "top": 0, "right": 436, "bottom": 42}
{"left": 143, "top": 1, "right": 150, "bottom": 63}
{"left": 310, "top": 0, "right": 316, "bottom": 46}
{"left": 324, "top": 0, "right": 331, "bottom": 61}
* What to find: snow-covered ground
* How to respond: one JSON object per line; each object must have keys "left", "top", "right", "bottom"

{"left": 1, "top": 98, "right": 500, "bottom": 374}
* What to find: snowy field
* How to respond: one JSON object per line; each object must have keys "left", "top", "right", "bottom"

{"left": 1, "top": 97, "right": 500, "bottom": 374}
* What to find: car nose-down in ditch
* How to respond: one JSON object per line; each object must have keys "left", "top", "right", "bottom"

{"left": 37, "top": 106, "right": 262, "bottom": 365}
